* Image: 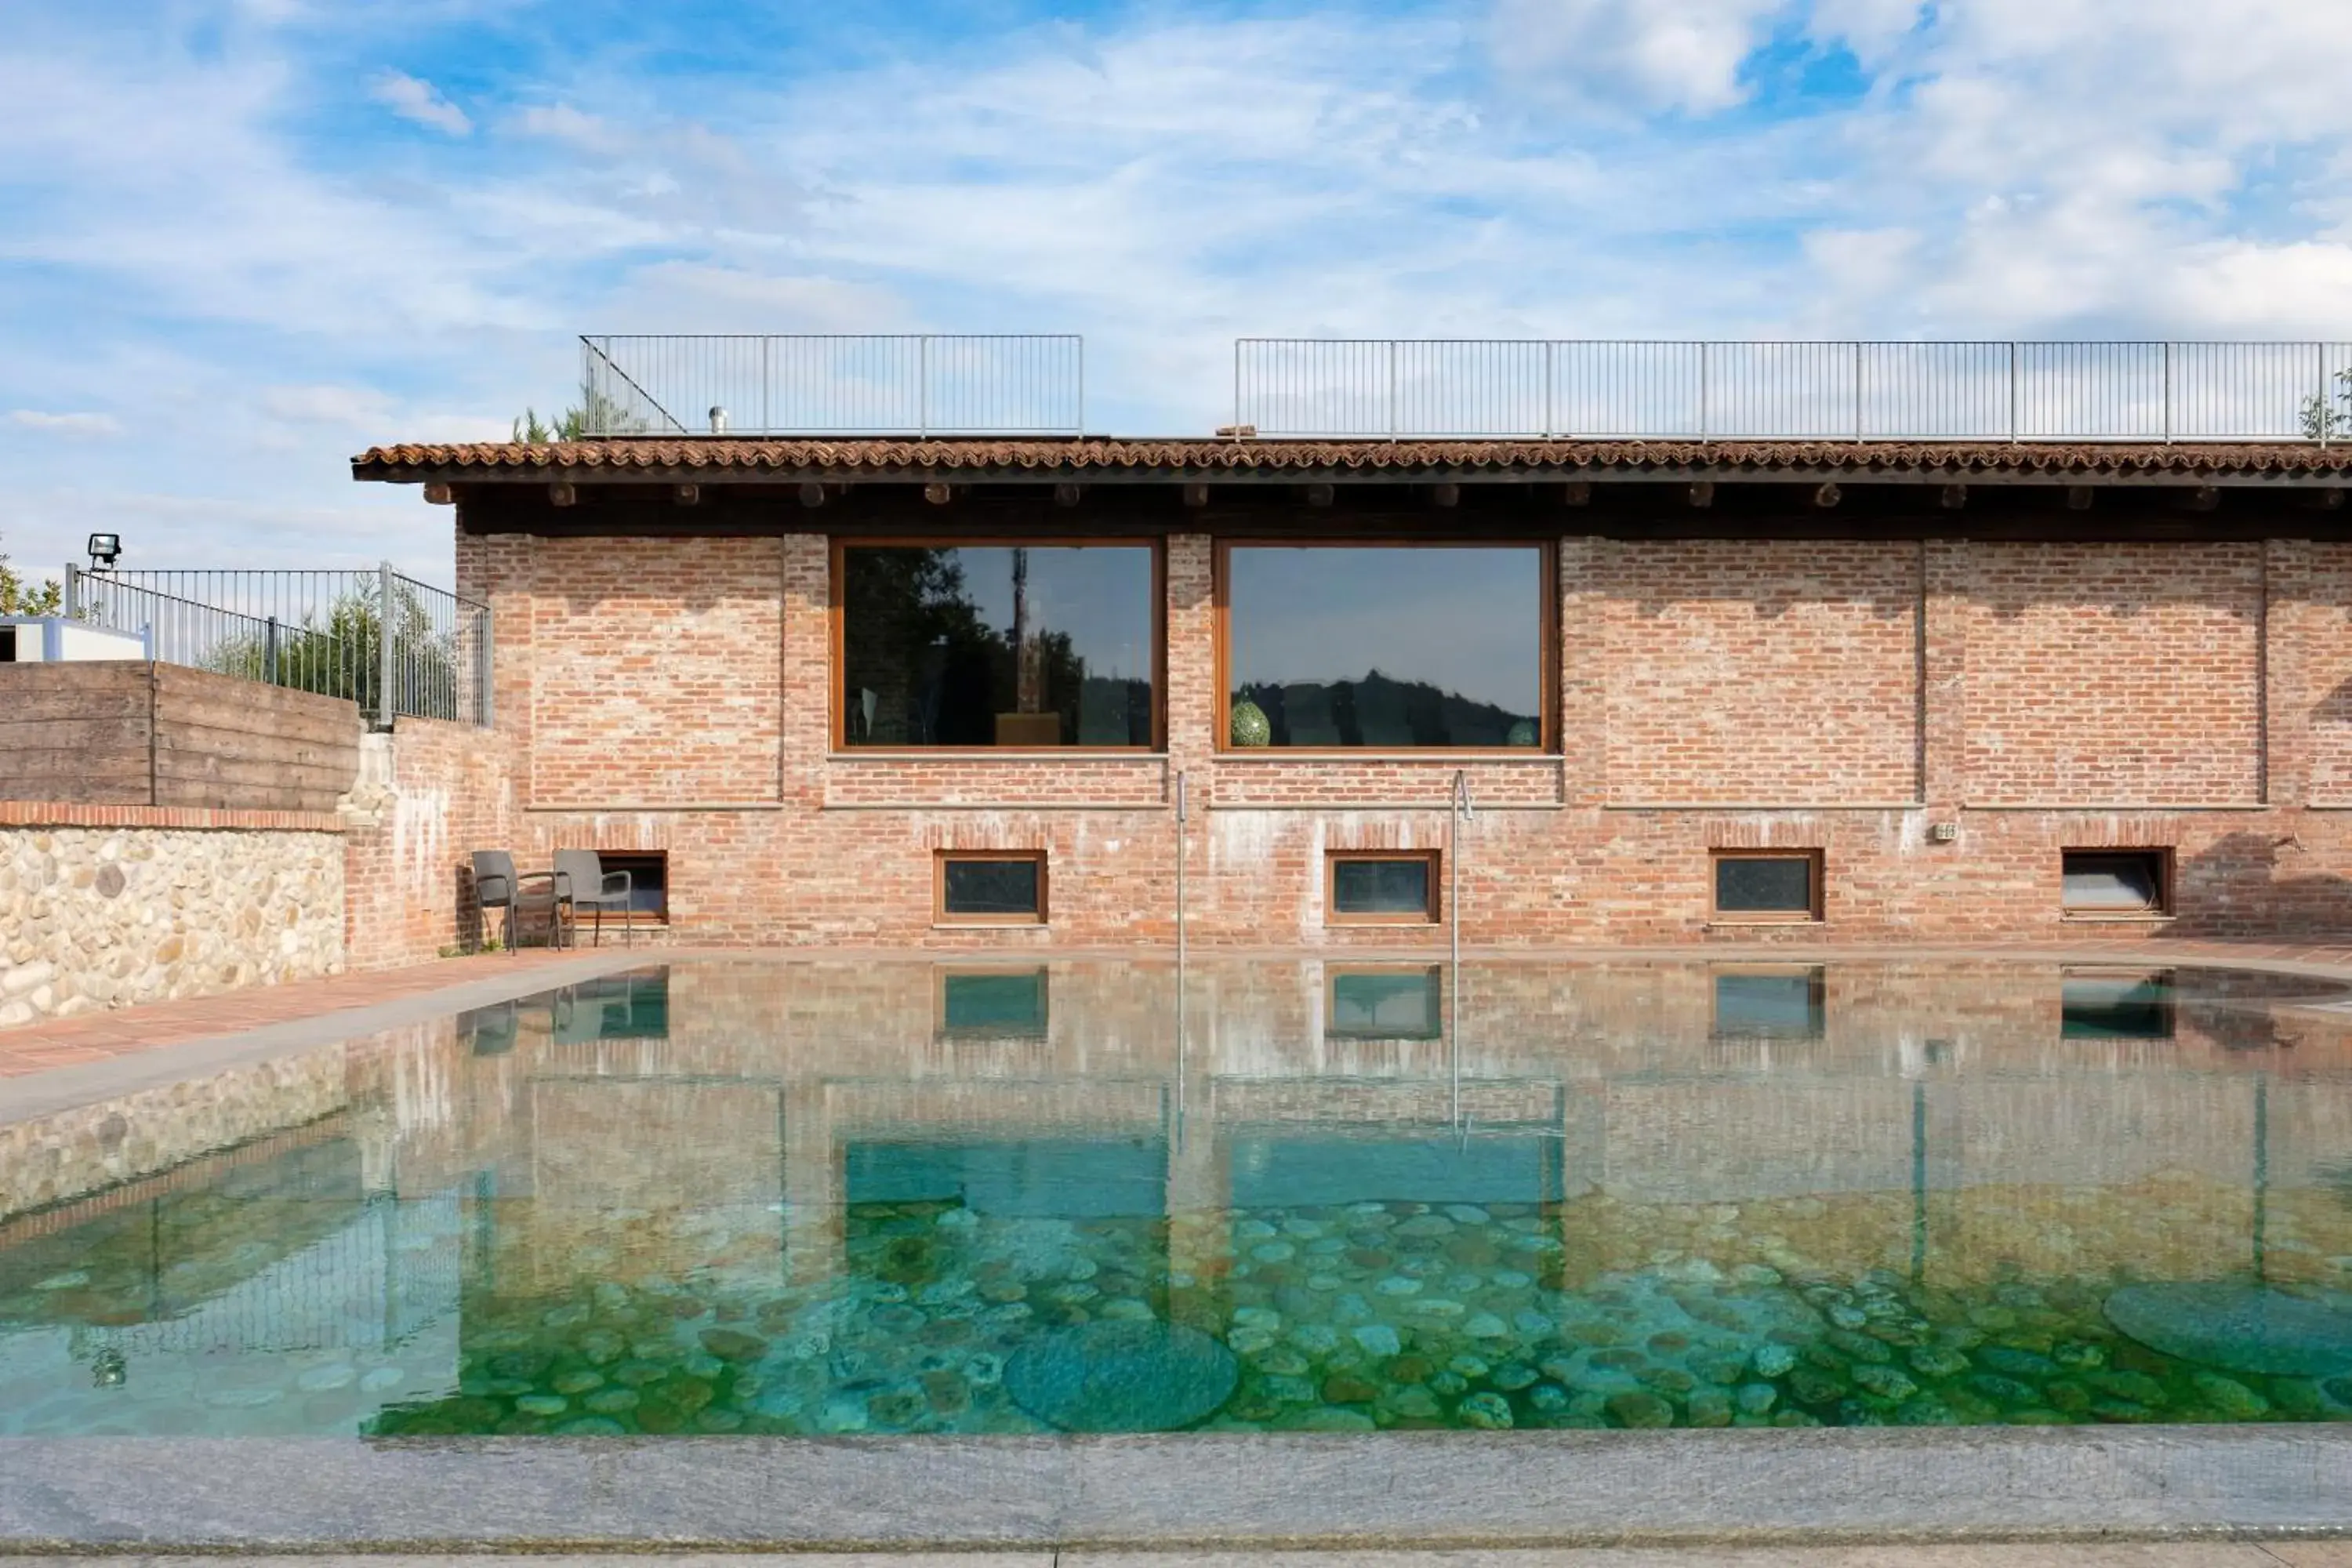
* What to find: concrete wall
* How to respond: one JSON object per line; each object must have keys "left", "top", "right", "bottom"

{"left": 456, "top": 521, "right": 2352, "bottom": 949}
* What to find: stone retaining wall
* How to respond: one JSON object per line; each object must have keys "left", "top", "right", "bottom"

{"left": 0, "top": 811, "right": 346, "bottom": 1027}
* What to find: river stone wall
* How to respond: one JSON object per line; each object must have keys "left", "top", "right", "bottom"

{"left": 0, "top": 826, "right": 345, "bottom": 1027}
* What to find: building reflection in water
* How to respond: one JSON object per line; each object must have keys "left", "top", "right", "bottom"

{"left": 4, "top": 957, "right": 2352, "bottom": 1435}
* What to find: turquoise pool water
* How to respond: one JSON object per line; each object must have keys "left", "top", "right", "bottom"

{"left": 3, "top": 957, "right": 2351, "bottom": 1436}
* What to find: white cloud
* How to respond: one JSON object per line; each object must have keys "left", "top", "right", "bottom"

{"left": 6, "top": 409, "right": 122, "bottom": 437}
{"left": 1492, "top": 0, "right": 1785, "bottom": 113}
{"left": 6, "top": 0, "right": 2352, "bottom": 582}
{"left": 369, "top": 69, "right": 471, "bottom": 136}
{"left": 511, "top": 103, "right": 613, "bottom": 149}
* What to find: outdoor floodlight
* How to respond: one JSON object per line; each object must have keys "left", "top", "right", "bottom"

{"left": 85, "top": 532, "right": 121, "bottom": 569}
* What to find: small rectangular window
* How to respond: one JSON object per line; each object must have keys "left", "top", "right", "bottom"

{"left": 1711, "top": 851, "right": 1822, "bottom": 923}
{"left": 1327, "top": 851, "right": 1440, "bottom": 925}
{"left": 2062, "top": 850, "right": 2170, "bottom": 916}
{"left": 938, "top": 968, "right": 1050, "bottom": 1036}
{"left": 937, "top": 851, "right": 1047, "bottom": 925}
{"left": 2061, "top": 971, "right": 2176, "bottom": 1040}
{"left": 1327, "top": 967, "right": 1443, "bottom": 1040}
{"left": 597, "top": 852, "right": 669, "bottom": 924}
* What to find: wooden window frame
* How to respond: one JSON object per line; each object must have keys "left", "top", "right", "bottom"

{"left": 833, "top": 537, "right": 1167, "bottom": 754}
{"left": 2060, "top": 848, "right": 2174, "bottom": 920}
{"left": 1214, "top": 538, "right": 1559, "bottom": 755}
{"left": 933, "top": 964, "right": 1052, "bottom": 1039}
{"left": 935, "top": 849, "right": 1050, "bottom": 927}
{"left": 1325, "top": 964, "right": 1445, "bottom": 1040}
{"left": 1325, "top": 849, "right": 1443, "bottom": 927}
{"left": 1708, "top": 848, "right": 1824, "bottom": 924}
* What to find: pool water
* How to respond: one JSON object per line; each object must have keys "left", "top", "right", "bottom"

{"left": 4, "top": 957, "right": 2352, "bottom": 1437}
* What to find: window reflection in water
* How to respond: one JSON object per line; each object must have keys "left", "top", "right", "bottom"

{"left": 2062, "top": 972, "right": 2176, "bottom": 1040}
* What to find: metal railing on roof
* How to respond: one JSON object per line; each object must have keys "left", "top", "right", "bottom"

{"left": 1233, "top": 339, "right": 2352, "bottom": 442}
{"left": 65, "top": 565, "right": 492, "bottom": 728}
{"left": 579, "top": 333, "right": 1086, "bottom": 437}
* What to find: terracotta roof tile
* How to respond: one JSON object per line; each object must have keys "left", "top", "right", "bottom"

{"left": 352, "top": 437, "right": 2352, "bottom": 481}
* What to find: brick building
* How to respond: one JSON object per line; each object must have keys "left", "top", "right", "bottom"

{"left": 351, "top": 431, "right": 2352, "bottom": 951}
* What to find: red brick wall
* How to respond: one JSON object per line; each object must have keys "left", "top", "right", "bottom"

{"left": 342, "top": 719, "right": 518, "bottom": 971}
{"left": 1958, "top": 542, "right": 2263, "bottom": 807}
{"left": 424, "top": 518, "right": 2352, "bottom": 951}
{"left": 1599, "top": 539, "right": 1921, "bottom": 805}
{"left": 525, "top": 535, "right": 784, "bottom": 808}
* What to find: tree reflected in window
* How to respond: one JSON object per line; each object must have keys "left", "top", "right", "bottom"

{"left": 842, "top": 545, "right": 1156, "bottom": 748}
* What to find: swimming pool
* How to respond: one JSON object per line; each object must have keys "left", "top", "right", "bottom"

{"left": 5, "top": 957, "right": 2351, "bottom": 1441}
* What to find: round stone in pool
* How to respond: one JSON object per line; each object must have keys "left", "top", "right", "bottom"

{"left": 2105, "top": 1283, "right": 2352, "bottom": 1377}
{"left": 1005, "top": 1321, "right": 1239, "bottom": 1432}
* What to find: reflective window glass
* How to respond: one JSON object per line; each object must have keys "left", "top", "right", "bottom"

{"left": 1713, "top": 854, "right": 1818, "bottom": 917}
{"left": 1330, "top": 855, "right": 1436, "bottom": 922}
{"left": 940, "top": 856, "right": 1045, "bottom": 921}
{"left": 844, "top": 546, "right": 1155, "bottom": 747}
{"left": 1225, "top": 546, "right": 1544, "bottom": 748}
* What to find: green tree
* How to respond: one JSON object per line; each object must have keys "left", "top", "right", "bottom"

{"left": 2302, "top": 368, "right": 2351, "bottom": 440}
{"left": 0, "top": 536, "right": 63, "bottom": 615}
{"left": 206, "top": 586, "right": 459, "bottom": 718}
{"left": 514, "top": 381, "right": 651, "bottom": 444}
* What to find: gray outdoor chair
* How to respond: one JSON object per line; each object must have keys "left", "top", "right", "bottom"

{"left": 470, "top": 851, "right": 559, "bottom": 953}
{"left": 553, "top": 849, "right": 633, "bottom": 948}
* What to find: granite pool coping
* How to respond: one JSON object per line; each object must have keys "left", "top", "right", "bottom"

{"left": 2, "top": 1427, "right": 2350, "bottom": 1551}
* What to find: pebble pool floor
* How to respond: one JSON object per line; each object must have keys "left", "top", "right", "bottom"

{"left": 3, "top": 960, "right": 2351, "bottom": 1439}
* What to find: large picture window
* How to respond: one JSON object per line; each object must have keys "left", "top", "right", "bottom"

{"left": 1221, "top": 543, "right": 1550, "bottom": 750}
{"left": 840, "top": 543, "right": 1158, "bottom": 749}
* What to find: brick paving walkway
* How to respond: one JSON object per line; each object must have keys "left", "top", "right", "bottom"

{"left": 0, "top": 949, "right": 582, "bottom": 1078}
{"left": 4, "top": 935, "right": 2351, "bottom": 1084}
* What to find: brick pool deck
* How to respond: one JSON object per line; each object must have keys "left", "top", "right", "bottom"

{"left": 5, "top": 935, "right": 2352, "bottom": 1083}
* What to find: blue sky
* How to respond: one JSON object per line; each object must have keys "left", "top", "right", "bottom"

{"left": 4, "top": 0, "right": 2350, "bottom": 586}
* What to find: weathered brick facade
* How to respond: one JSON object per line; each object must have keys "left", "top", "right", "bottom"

{"left": 390, "top": 489, "right": 2352, "bottom": 950}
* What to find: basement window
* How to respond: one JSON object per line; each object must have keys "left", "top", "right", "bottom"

{"left": 2062, "top": 850, "right": 2171, "bottom": 918}
{"left": 1711, "top": 850, "right": 1823, "bottom": 924}
{"left": 1327, "top": 851, "right": 1441, "bottom": 926}
{"left": 937, "top": 851, "right": 1048, "bottom": 926}
{"left": 597, "top": 852, "right": 669, "bottom": 924}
